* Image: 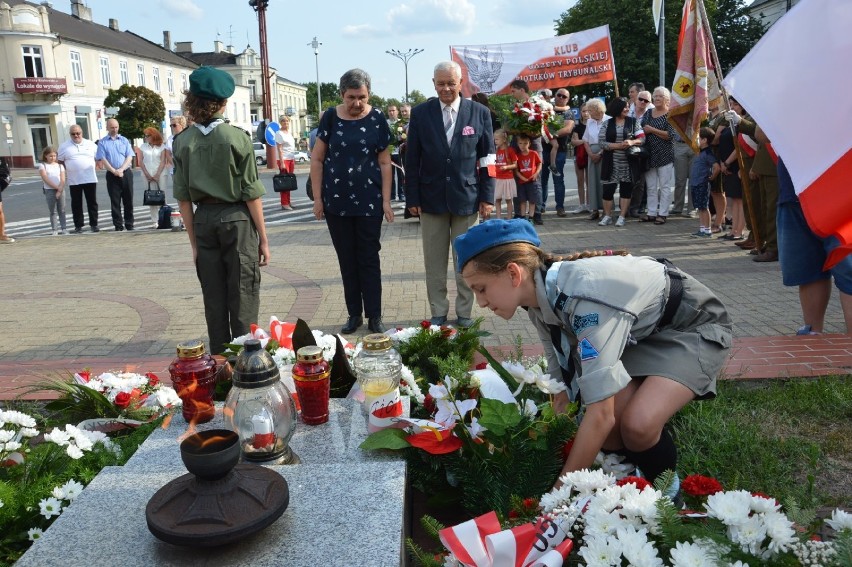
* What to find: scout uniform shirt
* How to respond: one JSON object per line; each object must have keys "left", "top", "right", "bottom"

{"left": 172, "top": 113, "right": 265, "bottom": 203}
{"left": 527, "top": 254, "right": 731, "bottom": 406}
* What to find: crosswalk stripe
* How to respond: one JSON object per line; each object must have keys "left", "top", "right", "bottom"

{"left": 5, "top": 195, "right": 408, "bottom": 237}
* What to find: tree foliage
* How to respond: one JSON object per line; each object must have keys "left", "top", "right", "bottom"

{"left": 102, "top": 85, "right": 166, "bottom": 142}
{"left": 304, "top": 81, "right": 341, "bottom": 121}
{"left": 554, "top": 0, "right": 764, "bottom": 102}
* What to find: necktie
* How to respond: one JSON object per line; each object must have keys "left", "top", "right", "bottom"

{"left": 444, "top": 106, "right": 454, "bottom": 143}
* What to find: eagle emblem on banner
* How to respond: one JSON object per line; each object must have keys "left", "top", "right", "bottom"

{"left": 463, "top": 46, "right": 504, "bottom": 94}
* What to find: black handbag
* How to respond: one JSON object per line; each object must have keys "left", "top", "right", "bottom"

{"left": 273, "top": 172, "right": 297, "bottom": 192}
{"left": 143, "top": 181, "right": 166, "bottom": 206}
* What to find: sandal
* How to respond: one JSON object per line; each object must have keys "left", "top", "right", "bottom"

{"left": 654, "top": 216, "right": 666, "bottom": 225}
{"left": 710, "top": 225, "right": 722, "bottom": 233}
{"left": 639, "top": 215, "right": 653, "bottom": 222}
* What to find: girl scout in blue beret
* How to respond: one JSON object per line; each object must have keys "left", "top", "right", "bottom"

{"left": 454, "top": 219, "right": 732, "bottom": 490}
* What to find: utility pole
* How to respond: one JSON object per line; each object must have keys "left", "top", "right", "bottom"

{"left": 385, "top": 48, "right": 424, "bottom": 103}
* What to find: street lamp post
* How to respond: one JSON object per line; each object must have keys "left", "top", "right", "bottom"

{"left": 249, "top": 0, "right": 275, "bottom": 167}
{"left": 308, "top": 37, "right": 322, "bottom": 123}
{"left": 385, "top": 48, "right": 424, "bottom": 103}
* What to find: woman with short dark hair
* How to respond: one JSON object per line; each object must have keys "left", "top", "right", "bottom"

{"left": 597, "top": 98, "right": 644, "bottom": 227}
{"left": 310, "top": 69, "right": 394, "bottom": 334}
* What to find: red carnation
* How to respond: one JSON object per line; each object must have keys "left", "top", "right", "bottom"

{"left": 114, "top": 391, "right": 131, "bottom": 409}
{"left": 146, "top": 372, "right": 160, "bottom": 387}
{"left": 508, "top": 510, "right": 519, "bottom": 519}
{"left": 77, "top": 370, "right": 91, "bottom": 383}
{"left": 617, "top": 476, "right": 652, "bottom": 490}
{"left": 681, "top": 474, "right": 723, "bottom": 497}
{"left": 522, "top": 497, "right": 537, "bottom": 509}
{"left": 420, "top": 320, "right": 431, "bottom": 329}
{"left": 474, "top": 362, "right": 487, "bottom": 370}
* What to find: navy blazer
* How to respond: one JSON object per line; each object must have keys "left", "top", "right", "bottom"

{"left": 405, "top": 98, "right": 495, "bottom": 216}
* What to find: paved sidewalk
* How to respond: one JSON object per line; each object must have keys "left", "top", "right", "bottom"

{"left": 1, "top": 169, "right": 850, "bottom": 400}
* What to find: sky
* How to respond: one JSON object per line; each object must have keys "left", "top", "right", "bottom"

{"left": 75, "top": 0, "right": 578, "bottom": 101}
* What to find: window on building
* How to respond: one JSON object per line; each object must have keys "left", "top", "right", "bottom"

{"left": 119, "top": 61, "right": 129, "bottom": 85}
{"left": 248, "top": 79, "right": 257, "bottom": 100}
{"left": 75, "top": 115, "right": 90, "bottom": 140}
{"left": 167, "top": 70, "right": 174, "bottom": 94}
{"left": 250, "top": 111, "right": 258, "bottom": 123}
{"left": 22, "top": 46, "right": 45, "bottom": 78}
{"left": 153, "top": 66, "right": 160, "bottom": 91}
{"left": 181, "top": 72, "right": 188, "bottom": 92}
{"left": 100, "top": 56, "right": 111, "bottom": 86}
{"left": 137, "top": 63, "right": 145, "bottom": 86}
{"left": 70, "top": 51, "right": 83, "bottom": 83}
{"left": 243, "top": 103, "right": 247, "bottom": 122}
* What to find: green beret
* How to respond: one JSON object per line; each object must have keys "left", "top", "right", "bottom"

{"left": 189, "top": 66, "right": 235, "bottom": 100}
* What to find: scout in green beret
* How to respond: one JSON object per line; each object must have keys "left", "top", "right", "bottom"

{"left": 173, "top": 66, "right": 269, "bottom": 355}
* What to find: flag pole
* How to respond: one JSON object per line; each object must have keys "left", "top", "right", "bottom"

{"left": 697, "top": 0, "right": 761, "bottom": 247}
{"left": 659, "top": 0, "right": 665, "bottom": 87}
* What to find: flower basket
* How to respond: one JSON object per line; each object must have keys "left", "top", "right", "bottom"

{"left": 502, "top": 95, "right": 565, "bottom": 140}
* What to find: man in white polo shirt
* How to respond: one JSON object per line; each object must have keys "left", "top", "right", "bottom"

{"left": 57, "top": 125, "right": 100, "bottom": 233}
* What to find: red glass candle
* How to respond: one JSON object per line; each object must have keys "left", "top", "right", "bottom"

{"left": 168, "top": 340, "right": 217, "bottom": 424}
{"left": 292, "top": 346, "right": 330, "bottom": 425}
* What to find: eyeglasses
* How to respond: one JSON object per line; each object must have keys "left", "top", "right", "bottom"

{"left": 71, "top": 132, "right": 82, "bottom": 136}
{"left": 556, "top": 94, "right": 568, "bottom": 99}
{"left": 638, "top": 98, "right": 651, "bottom": 103}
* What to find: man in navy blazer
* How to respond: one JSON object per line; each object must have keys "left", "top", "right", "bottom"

{"left": 405, "top": 60, "right": 495, "bottom": 327}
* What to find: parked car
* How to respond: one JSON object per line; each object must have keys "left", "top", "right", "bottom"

{"left": 294, "top": 150, "right": 310, "bottom": 163}
{"left": 253, "top": 142, "right": 267, "bottom": 166}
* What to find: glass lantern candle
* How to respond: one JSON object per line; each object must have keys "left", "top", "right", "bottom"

{"left": 224, "top": 339, "right": 298, "bottom": 464}
{"left": 352, "top": 333, "right": 403, "bottom": 432}
{"left": 168, "top": 339, "right": 218, "bottom": 424}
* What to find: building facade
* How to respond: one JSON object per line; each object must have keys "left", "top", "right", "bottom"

{"left": 177, "top": 41, "right": 309, "bottom": 144}
{"left": 0, "top": 0, "right": 200, "bottom": 167}
{"left": 748, "top": 0, "right": 801, "bottom": 29}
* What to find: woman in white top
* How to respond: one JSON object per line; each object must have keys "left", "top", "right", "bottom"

{"left": 275, "top": 117, "right": 296, "bottom": 210}
{"left": 581, "top": 98, "right": 608, "bottom": 221}
{"left": 38, "top": 146, "right": 67, "bottom": 235}
{"left": 136, "top": 127, "right": 169, "bottom": 229}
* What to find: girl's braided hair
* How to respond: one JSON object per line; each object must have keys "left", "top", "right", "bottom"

{"left": 463, "top": 242, "right": 629, "bottom": 276}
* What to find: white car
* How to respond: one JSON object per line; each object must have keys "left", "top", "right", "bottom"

{"left": 294, "top": 151, "right": 310, "bottom": 163}
{"left": 253, "top": 142, "right": 267, "bottom": 166}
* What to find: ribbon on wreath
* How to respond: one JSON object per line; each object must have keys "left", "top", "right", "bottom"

{"left": 439, "top": 511, "right": 573, "bottom": 567}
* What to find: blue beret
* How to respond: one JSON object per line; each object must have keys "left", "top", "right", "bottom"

{"left": 453, "top": 219, "right": 541, "bottom": 272}
{"left": 189, "top": 66, "right": 235, "bottom": 100}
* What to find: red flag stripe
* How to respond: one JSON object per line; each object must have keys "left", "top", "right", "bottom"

{"left": 798, "top": 147, "right": 852, "bottom": 269}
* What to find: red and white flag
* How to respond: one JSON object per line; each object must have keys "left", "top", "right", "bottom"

{"left": 723, "top": 0, "right": 852, "bottom": 268}
{"left": 668, "top": 0, "right": 721, "bottom": 152}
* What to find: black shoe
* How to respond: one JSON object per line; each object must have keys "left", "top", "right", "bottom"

{"left": 72, "top": 228, "right": 83, "bottom": 234}
{"left": 126, "top": 226, "right": 134, "bottom": 231}
{"left": 341, "top": 316, "right": 363, "bottom": 334}
{"left": 91, "top": 226, "right": 100, "bottom": 233}
{"left": 533, "top": 215, "right": 544, "bottom": 226}
{"left": 115, "top": 226, "right": 124, "bottom": 231}
{"left": 367, "top": 317, "right": 386, "bottom": 333}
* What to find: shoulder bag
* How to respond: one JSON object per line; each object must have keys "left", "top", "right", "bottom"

{"left": 143, "top": 181, "right": 166, "bottom": 206}
{"left": 273, "top": 171, "right": 297, "bottom": 192}
{"left": 626, "top": 117, "right": 650, "bottom": 164}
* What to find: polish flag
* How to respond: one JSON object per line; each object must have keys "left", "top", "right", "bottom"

{"left": 723, "top": 0, "right": 852, "bottom": 268}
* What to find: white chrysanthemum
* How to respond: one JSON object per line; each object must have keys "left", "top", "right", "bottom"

{"left": 27, "top": 527, "right": 44, "bottom": 541}
{"left": 399, "top": 365, "right": 425, "bottom": 404}
{"left": 1, "top": 440, "right": 21, "bottom": 452}
{"left": 578, "top": 535, "right": 622, "bottom": 566}
{"left": 539, "top": 484, "right": 576, "bottom": 513}
{"left": 535, "top": 372, "right": 567, "bottom": 394}
{"left": 0, "top": 409, "right": 37, "bottom": 428}
{"left": 668, "top": 540, "right": 717, "bottom": 566}
{"left": 0, "top": 429, "right": 14, "bottom": 443}
{"left": 39, "top": 497, "right": 63, "bottom": 519}
{"left": 594, "top": 451, "right": 638, "bottom": 479}
{"left": 726, "top": 562, "right": 749, "bottom": 567}
{"left": 562, "top": 468, "right": 615, "bottom": 496}
{"left": 271, "top": 347, "right": 296, "bottom": 365}
{"left": 763, "top": 510, "right": 796, "bottom": 553}
{"left": 51, "top": 485, "right": 66, "bottom": 500}
{"left": 20, "top": 427, "right": 39, "bottom": 438}
{"left": 62, "top": 479, "right": 85, "bottom": 501}
{"left": 389, "top": 326, "right": 419, "bottom": 343}
{"left": 150, "top": 387, "right": 182, "bottom": 408}
{"left": 588, "top": 485, "right": 623, "bottom": 514}
{"left": 727, "top": 514, "right": 767, "bottom": 556}
{"left": 43, "top": 427, "right": 70, "bottom": 445}
{"left": 584, "top": 506, "right": 629, "bottom": 539}
{"left": 616, "top": 525, "right": 663, "bottom": 567}
{"left": 705, "top": 490, "right": 753, "bottom": 525}
{"left": 82, "top": 378, "right": 104, "bottom": 393}
{"left": 66, "top": 445, "right": 84, "bottom": 459}
{"left": 826, "top": 508, "right": 852, "bottom": 532}
{"left": 749, "top": 494, "right": 780, "bottom": 513}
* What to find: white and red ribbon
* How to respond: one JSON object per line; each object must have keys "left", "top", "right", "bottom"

{"left": 439, "top": 511, "right": 573, "bottom": 567}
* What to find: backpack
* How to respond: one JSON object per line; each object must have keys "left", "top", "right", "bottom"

{"left": 0, "top": 157, "right": 10, "bottom": 192}
{"left": 157, "top": 204, "right": 173, "bottom": 229}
